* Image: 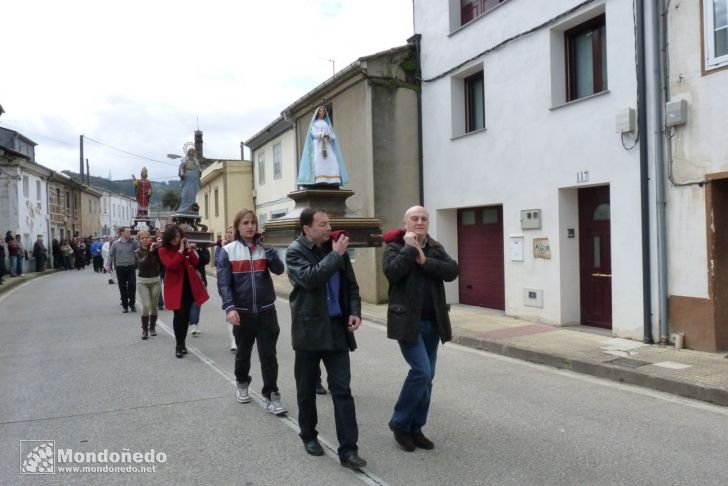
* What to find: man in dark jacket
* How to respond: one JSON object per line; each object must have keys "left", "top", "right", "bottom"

{"left": 32, "top": 235, "right": 47, "bottom": 272}
{"left": 383, "top": 205, "right": 459, "bottom": 452}
{"left": 286, "top": 207, "right": 367, "bottom": 470}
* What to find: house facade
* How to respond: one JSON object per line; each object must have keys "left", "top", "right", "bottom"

{"left": 663, "top": 0, "right": 728, "bottom": 351}
{"left": 268, "top": 44, "right": 421, "bottom": 303}
{"left": 245, "top": 116, "right": 297, "bottom": 229}
{"left": 414, "top": 0, "right": 649, "bottom": 338}
{"left": 98, "top": 189, "right": 137, "bottom": 237}
{"left": 49, "top": 172, "right": 82, "bottom": 243}
{"left": 0, "top": 128, "right": 51, "bottom": 272}
{"left": 199, "top": 159, "right": 254, "bottom": 241}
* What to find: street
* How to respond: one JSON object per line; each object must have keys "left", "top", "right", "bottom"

{"left": 2, "top": 270, "right": 728, "bottom": 485}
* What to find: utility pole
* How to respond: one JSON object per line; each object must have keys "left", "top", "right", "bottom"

{"left": 79, "top": 135, "right": 85, "bottom": 182}
{"left": 85, "top": 158, "right": 90, "bottom": 184}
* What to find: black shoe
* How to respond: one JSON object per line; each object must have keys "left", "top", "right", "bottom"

{"left": 303, "top": 439, "right": 324, "bottom": 456}
{"left": 412, "top": 432, "right": 435, "bottom": 450}
{"left": 108, "top": 279, "right": 115, "bottom": 285}
{"left": 389, "top": 423, "right": 415, "bottom": 452}
{"left": 122, "top": 307, "right": 129, "bottom": 313}
{"left": 130, "top": 305, "right": 137, "bottom": 312}
{"left": 340, "top": 453, "right": 367, "bottom": 470}
{"left": 175, "top": 347, "right": 184, "bottom": 358}
{"left": 315, "top": 382, "right": 327, "bottom": 395}
{"left": 181, "top": 347, "right": 188, "bottom": 355}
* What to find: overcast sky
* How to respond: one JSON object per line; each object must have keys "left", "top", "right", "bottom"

{"left": 0, "top": 0, "right": 413, "bottom": 181}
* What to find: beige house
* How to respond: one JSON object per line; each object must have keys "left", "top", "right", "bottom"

{"left": 78, "top": 185, "right": 102, "bottom": 238}
{"left": 199, "top": 159, "right": 254, "bottom": 241}
{"left": 249, "top": 44, "right": 421, "bottom": 303}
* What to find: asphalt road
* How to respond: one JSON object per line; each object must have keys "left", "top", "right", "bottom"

{"left": 2, "top": 269, "right": 728, "bottom": 485}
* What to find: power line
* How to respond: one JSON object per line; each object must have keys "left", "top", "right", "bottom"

{"left": 83, "top": 136, "right": 179, "bottom": 166}
{"left": 0, "top": 120, "right": 76, "bottom": 147}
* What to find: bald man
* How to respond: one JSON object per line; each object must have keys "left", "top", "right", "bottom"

{"left": 382, "top": 206, "right": 459, "bottom": 452}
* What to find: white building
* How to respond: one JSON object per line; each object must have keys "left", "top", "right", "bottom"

{"left": 98, "top": 189, "right": 137, "bottom": 236}
{"left": 414, "top": 0, "right": 649, "bottom": 338}
{"left": 244, "top": 116, "right": 297, "bottom": 227}
{"left": 0, "top": 128, "right": 51, "bottom": 273}
{"left": 660, "top": 0, "right": 728, "bottom": 351}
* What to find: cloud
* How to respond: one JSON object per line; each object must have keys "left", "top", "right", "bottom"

{"left": 0, "top": 0, "right": 413, "bottom": 179}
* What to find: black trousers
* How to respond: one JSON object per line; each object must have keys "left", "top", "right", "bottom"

{"left": 233, "top": 310, "right": 280, "bottom": 399}
{"left": 173, "top": 295, "right": 193, "bottom": 349}
{"left": 34, "top": 256, "right": 45, "bottom": 272}
{"left": 115, "top": 265, "right": 136, "bottom": 308}
{"left": 294, "top": 347, "right": 358, "bottom": 457}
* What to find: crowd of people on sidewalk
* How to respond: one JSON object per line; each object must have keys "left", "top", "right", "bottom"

{"left": 0, "top": 230, "right": 118, "bottom": 286}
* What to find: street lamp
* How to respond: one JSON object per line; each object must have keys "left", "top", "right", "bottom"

{"left": 166, "top": 154, "right": 181, "bottom": 159}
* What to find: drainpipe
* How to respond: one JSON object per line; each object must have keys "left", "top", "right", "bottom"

{"left": 409, "top": 33, "right": 424, "bottom": 205}
{"left": 635, "top": 0, "right": 654, "bottom": 344}
{"left": 651, "top": 0, "right": 669, "bottom": 344}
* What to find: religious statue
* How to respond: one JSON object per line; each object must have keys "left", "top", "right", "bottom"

{"left": 177, "top": 144, "right": 201, "bottom": 214}
{"left": 131, "top": 167, "right": 153, "bottom": 218}
{"left": 297, "top": 106, "right": 349, "bottom": 188}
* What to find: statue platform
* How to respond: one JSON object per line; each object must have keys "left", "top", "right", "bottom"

{"left": 171, "top": 212, "right": 215, "bottom": 247}
{"left": 262, "top": 189, "right": 382, "bottom": 248}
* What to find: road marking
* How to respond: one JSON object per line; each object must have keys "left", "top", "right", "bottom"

{"left": 156, "top": 318, "right": 388, "bottom": 486}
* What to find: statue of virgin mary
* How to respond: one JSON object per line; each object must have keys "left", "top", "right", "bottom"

{"left": 297, "top": 106, "right": 349, "bottom": 188}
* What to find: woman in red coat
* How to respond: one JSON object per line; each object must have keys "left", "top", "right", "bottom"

{"left": 158, "top": 224, "right": 209, "bottom": 358}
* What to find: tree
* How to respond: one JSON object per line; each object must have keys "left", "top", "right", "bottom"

{"left": 161, "top": 190, "right": 180, "bottom": 211}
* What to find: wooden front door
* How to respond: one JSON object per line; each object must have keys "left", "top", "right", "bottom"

{"left": 578, "top": 186, "right": 612, "bottom": 328}
{"left": 457, "top": 206, "right": 505, "bottom": 310}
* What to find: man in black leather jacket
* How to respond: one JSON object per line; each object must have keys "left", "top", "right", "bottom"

{"left": 383, "top": 205, "right": 459, "bottom": 452}
{"left": 286, "top": 207, "right": 367, "bottom": 470}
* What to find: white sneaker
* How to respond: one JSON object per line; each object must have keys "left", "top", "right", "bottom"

{"left": 236, "top": 383, "right": 250, "bottom": 403}
{"left": 230, "top": 340, "right": 237, "bottom": 353}
{"left": 190, "top": 326, "right": 200, "bottom": 336}
{"left": 266, "top": 392, "right": 287, "bottom": 415}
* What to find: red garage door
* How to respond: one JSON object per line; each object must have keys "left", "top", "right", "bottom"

{"left": 457, "top": 206, "right": 505, "bottom": 310}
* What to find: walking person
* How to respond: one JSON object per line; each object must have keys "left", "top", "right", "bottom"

{"left": 52, "top": 239, "right": 62, "bottom": 269}
{"left": 286, "top": 208, "right": 366, "bottom": 470}
{"left": 217, "top": 210, "right": 286, "bottom": 415}
{"left": 188, "top": 245, "right": 210, "bottom": 337}
{"left": 158, "top": 224, "right": 209, "bottom": 358}
{"left": 134, "top": 230, "right": 162, "bottom": 340}
{"left": 32, "top": 235, "right": 47, "bottom": 272}
{"left": 108, "top": 227, "right": 139, "bottom": 313}
{"left": 215, "top": 225, "right": 237, "bottom": 352}
{"left": 383, "top": 206, "right": 459, "bottom": 452}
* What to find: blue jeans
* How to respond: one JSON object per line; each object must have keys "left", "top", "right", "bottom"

{"left": 390, "top": 320, "right": 440, "bottom": 435}
{"left": 189, "top": 303, "right": 201, "bottom": 325}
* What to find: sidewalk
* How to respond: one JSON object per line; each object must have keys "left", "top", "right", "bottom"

{"left": 272, "top": 276, "right": 728, "bottom": 407}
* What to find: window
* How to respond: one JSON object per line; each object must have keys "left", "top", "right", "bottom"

{"left": 204, "top": 194, "right": 209, "bottom": 219}
{"left": 66, "top": 192, "right": 71, "bottom": 213}
{"left": 214, "top": 189, "right": 219, "bottom": 217}
{"left": 56, "top": 188, "right": 61, "bottom": 206}
{"left": 273, "top": 143, "right": 282, "bottom": 180}
{"left": 461, "top": 0, "right": 506, "bottom": 26}
{"left": 565, "top": 15, "right": 607, "bottom": 101}
{"left": 705, "top": 0, "right": 728, "bottom": 69}
{"left": 23, "top": 176, "right": 29, "bottom": 198}
{"left": 465, "top": 72, "right": 485, "bottom": 132}
{"left": 36, "top": 180, "right": 41, "bottom": 201}
{"left": 257, "top": 152, "right": 265, "bottom": 185}
{"left": 259, "top": 213, "right": 268, "bottom": 228}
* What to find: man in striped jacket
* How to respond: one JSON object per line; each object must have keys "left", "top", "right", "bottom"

{"left": 216, "top": 209, "right": 287, "bottom": 415}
